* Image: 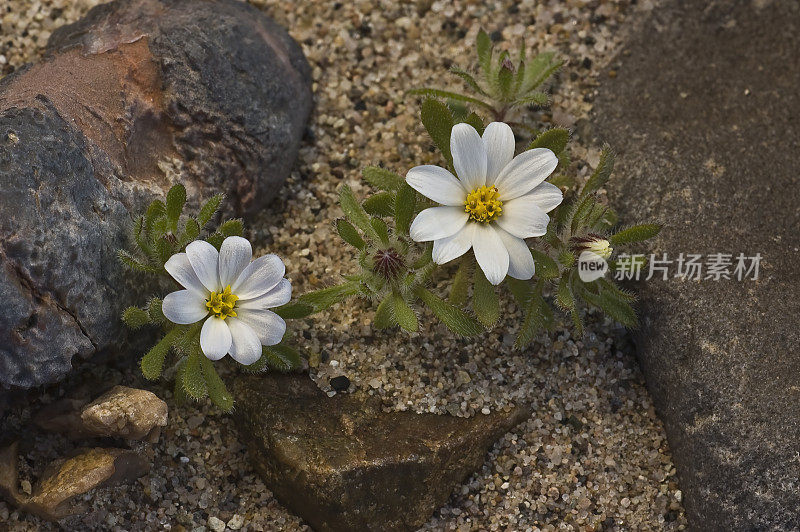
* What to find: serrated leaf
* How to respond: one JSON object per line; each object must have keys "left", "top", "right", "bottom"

{"left": 391, "top": 293, "right": 418, "bottom": 332}
{"left": 415, "top": 287, "right": 483, "bottom": 337}
{"left": 580, "top": 288, "right": 638, "bottom": 328}
{"left": 273, "top": 302, "right": 315, "bottom": 319}
{"left": 339, "top": 185, "right": 379, "bottom": 241}
{"left": 581, "top": 147, "right": 614, "bottom": 198}
{"left": 362, "top": 166, "right": 404, "bottom": 192}
{"left": 261, "top": 345, "right": 303, "bottom": 372}
{"left": 335, "top": 219, "right": 366, "bottom": 249}
{"left": 531, "top": 249, "right": 559, "bottom": 279}
{"left": 449, "top": 258, "right": 472, "bottom": 306}
{"left": 394, "top": 184, "right": 416, "bottom": 236}
{"left": 200, "top": 356, "right": 233, "bottom": 411}
{"left": 166, "top": 183, "right": 186, "bottom": 228}
{"left": 182, "top": 348, "right": 208, "bottom": 400}
{"left": 528, "top": 128, "right": 570, "bottom": 156}
{"left": 197, "top": 194, "right": 223, "bottom": 227}
{"left": 123, "top": 306, "right": 149, "bottom": 329}
{"left": 373, "top": 296, "right": 397, "bottom": 329}
{"left": 609, "top": 224, "right": 662, "bottom": 246}
{"left": 421, "top": 98, "right": 455, "bottom": 166}
{"left": 476, "top": 29, "right": 493, "bottom": 78}
{"left": 299, "top": 281, "right": 361, "bottom": 312}
{"left": 450, "top": 66, "right": 489, "bottom": 97}
{"left": 598, "top": 278, "right": 637, "bottom": 303}
{"left": 473, "top": 266, "right": 500, "bottom": 327}
{"left": 363, "top": 192, "right": 395, "bottom": 217}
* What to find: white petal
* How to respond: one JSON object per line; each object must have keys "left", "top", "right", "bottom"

{"left": 432, "top": 223, "right": 476, "bottom": 264}
{"left": 232, "top": 254, "right": 285, "bottom": 300}
{"left": 495, "top": 195, "right": 550, "bottom": 238}
{"left": 482, "top": 122, "right": 515, "bottom": 185}
{"left": 405, "top": 165, "right": 465, "bottom": 206}
{"left": 521, "top": 181, "right": 563, "bottom": 213}
{"left": 186, "top": 240, "right": 221, "bottom": 292}
{"left": 164, "top": 253, "right": 207, "bottom": 296}
{"left": 496, "top": 229, "right": 535, "bottom": 280}
{"left": 200, "top": 317, "right": 232, "bottom": 360}
{"left": 495, "top": 148, "right": 558, "bottom": 200}
{"left": 451, "top": 122, "right": 487, "bottom": 191}
{"left": 238, "top": 279, "right": 292, "bottom": 309}
{"left": 471, "top": 224, "right": 509, "bottom": 285}
{"left": 218, "top": 236, "right": 252, "bottom": 288}
{"left": 409, "top": 206, "right": 468, "bottom": 242}
{"left": 236, "top": 308, "right": 286, "bottom": 346}
{"left": 226, "top": 318, "right": 264, "bottom": 365}
{"left": 162, "top": 290, "right": 208, "bottom": 324}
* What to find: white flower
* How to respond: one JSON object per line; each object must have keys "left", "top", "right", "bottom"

{"left": 405, "top": 122, "right": 562, "bottom": 285}
{"left": 162, "top": 236, "right": 291, "bottom": 364}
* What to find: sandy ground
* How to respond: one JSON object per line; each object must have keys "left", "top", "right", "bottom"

{"left": 1, "top": 0, "right": 685, "bottom": 530}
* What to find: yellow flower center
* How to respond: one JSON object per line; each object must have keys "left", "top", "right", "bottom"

{"left": 464, "top": 185, "right": 503, "bottom": 223}
{"left": 206, "top": 285, "right": 239, "bottom": 319}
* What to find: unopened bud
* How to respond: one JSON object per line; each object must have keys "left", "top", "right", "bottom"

{"left": 373, "top": 248, "right": 405, "bottom": 280}
{"left": 571, "top": 234, "right": 613, "bottom": 260}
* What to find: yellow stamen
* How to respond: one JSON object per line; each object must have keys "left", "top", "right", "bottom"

{"left": 206, "top": 285, "right": 239, "bottom": 319}
{"left": 464, "top": 185, "right": 503, "bottom": 223}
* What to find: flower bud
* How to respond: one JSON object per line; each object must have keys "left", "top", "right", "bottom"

{"left": 570, "top": 234, "right": 613, "bottom": 260}
{"left": 372, "top": 248, "right": 405, "bottom": 280}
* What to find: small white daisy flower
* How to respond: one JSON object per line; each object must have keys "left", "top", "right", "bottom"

{"left": 162, "top": 236, "right": 291, "bottom": 364}
{"left": 406, "top": 121, "right": 563, "bottom": 285}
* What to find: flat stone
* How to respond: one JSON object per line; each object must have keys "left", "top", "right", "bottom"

{"left": 0, "top": 0, "right": 311, "bottom": 392}
{"left": 591, "top": 0, "right": 800, "bottom": 528}
{"left": 233, "top": 374, "right": 530, "bottom": 532}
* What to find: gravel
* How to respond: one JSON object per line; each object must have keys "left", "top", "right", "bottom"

{"left": 1, "top": 0, "right": 685, "bottom": 530}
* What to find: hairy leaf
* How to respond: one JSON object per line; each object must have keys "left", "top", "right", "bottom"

{"left": 336, "top": 218, "right": 366, "bottom": 249}
{"left": 197, "top": 194, "right": 224, "bottom": 227}
{"left": 219, "top": 219, "right": 244, "bottom": 238}
{"left": 394, "top": 184, "right": 416, "bottom": 236}
{"left": 420, "top": 98, "right": 455, "bottom": 165}
{"left": 339, "top": 185, "right": 379, "bottom": 241}
{"left": 362, "top": 166, "right": 405, "bottom": 192}
{"left": 449, "top": 258, "right": 472, "bottom": 306}
{"left": 122, "top": 307, "right": 149, "bottom": 329}
{"left": 261, "top": 345, "right": 303, "bottom": 372}
{"left": 299, "top": 281, "right": 361, "bottom": 312}
{"left": 273, "top": 302, "right": 315, "bottom": 319}
{"left": 200, "top": 356, "right": 233, "bottom": 411}
{"left": 411, "top": 88, "right": 495, "bottom": 113}
{"left": 140, "top": 327, "right": 182, "bottom": 380}
{"left": 415, "top": 287, "right": 483, "bottom": 337}
{"left": 528, "top": 128, "right": 570, "bottom": 156}
{"left": 370, "top": 218, "right": 390, "bottom": 245}
{"left": 182, "top": 348, "right": 208, "bottom": 400}
{"left": 473, "top": 267, "right": 500, "bottom": 327}
{"left": 581, "top": 147, "right": 614, "bottom": 198}
{"left": 166, "top": 183, "right": 186, "bottom": 228}
{"left": 118, "top": 250, "right": 159, "bottom": 274}
{"left": 363, "top": 192, "right": 395, "bottom": 217}
{"left": 476, "top": 29, "right": 493, "bottom": 78}
{"left": 391, "top": 293, "right": 419, "bottom": 332}
{"left": 374, "top": 296, "right": 397, "bottom": 329}
{"left": 450, "top": 66, "right": 488, "bottom": 97}
{"left": 609, "top": 224, "right": 662, "bottom": 245}
{"left": 531, "top": 249, "right": 559, "bottom": 279}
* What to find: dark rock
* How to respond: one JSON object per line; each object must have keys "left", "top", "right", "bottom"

{"left": 592, "top": 0, "right": 800, "bottom": 529}
{"left": 233, "top": 374, "right": 531, "bottom": 532}
{"left": 0, "top": 0, "right": 312, "bottom": 391}
{"left": 329, "top": 375, "right": 351, "bottom": 392}
{"left": 0, "top": 441, "right": 148, "bottom": 520}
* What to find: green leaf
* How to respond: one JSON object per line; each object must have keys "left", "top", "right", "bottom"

{"left": 449, "top": 258, "right": 472, "bottom": 306}
{"left": 166, "top": 183, "right": 187, "bottom": 228}
{"left": 219, "top": 219, "right": 244, "bottom": 238}
{"left": 556, "top": 274, "right": 576, "bottom": 311}
{"left": 558, "top": 249, "right": 576, "bottom": 268}
{"left": 261, "top": 345, "right": 303, "bottom": 372}
{"left": 144, "top": 200, "right": 167, "bottom": 236}
{"left": 394, "top": 184, "right": 416, "bottom": 236}
{"left": 521, "top": 51, "right": 562, "bottom": 93}
{"left": 450, "top": 66, "right": 489, "bottom": 97}
{"left": 598, "top": 278, "right": 637, "bottom": 303}
{"left": 335, "top": 218, "right": 366, "bottom": 249}
{"left": 273, "top": 302, "right": 315, "bottom": 319}
{"left": 410, "top": 88, "right": 495, "bottom": 114}
{"left": 496, "top": 53, "right": 515, "bottom": 101}
{"left": 156, "top": 236, "right": 173, "bottom": 265}
{"left": 420, "top": 98, "right": 455, "bottom": 166}
{"left": 200, "top": 356, "right": 233, "bottom": 411}
{"left": 415, "top": 287, "right": 483, "bottom": 337}
{"left": 362, "top": 166, "right": 404, "bottom": 192}
{"left": 506, "top": 277, "right": 533, "bottom": 307}
{"left": 122, "top": 307, "right": 149, "bottom": 329}
{"left": 363, "top": 192, "right": 395, "bottom": 217}
{"left": 463, "top": 112, "right": 484, "bottom": 134}
{"left": 581, "top": 147, "right": 614, "bottom": 198}
{"left": 373, "top": 296, "right": 397, "bottom": 329}
{"left": 515, "top": 292, "right": 554, "bottom": 349}
{"left": 206, "top": 232, "right": 224, "bottom": 250}
{"left": 339, "top": 185, "right": 379, "bottom": 241}
{"left": 570, "top": 194, "right": 597, "bottom": 234}
{"left": 173, "top": 358, "right": 188, "bottom": 406}
{"left": 181, "top": 218, "right": 200, "bottom": 246}
{"left": 148, "top": 298, "right": 165, "bottom": 324}
{"left": 391, "top": 293, "right": 419, "bottom": 332}
{"left": 531, "top": 249, "right": 559, "bottom": 279}
{"left": 473, "top": 267, "right": 500, "bottom": 327}
{"left": 513, "top": 91, "right": 549, "bottom": 107}
{"left": 528, "top": 128, "right": 570, "bottom": 156}
{"left": 548, "top": 174, "right": 576, "bottom": 189}
{"left": 580, "top": 288, "right": 638, "bottom": 328}
{"left": 371, "top": 218, "right": 390, "bottom": 246}
{"left": 609, "top": 224, "right": 662, "bottom": 246}
{"left": 197, "top": 194, "right": 223, "bottom": 227}
{"left": 182, "top": 348, "right": 208, "bottom": 400}
{"left": 140, "top": 327, "right": 182, "bottom": 380}
{"left": 118, "top": 250, "right": 159, "bottom": 274}
{"left": 299, "top": 281, "right": 361, "bottom": 312}
{"left": 476, "top": 29, "right": 493, "bottom": 78}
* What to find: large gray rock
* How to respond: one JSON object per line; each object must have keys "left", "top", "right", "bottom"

{"left": 0, "top": 0, "right": 311, "bottom": 390}
{"left": 592, "top": 0, "right": 800, "bottom": 529}
{"left": 233, "top": 374, "right": 531, "bottom": 532}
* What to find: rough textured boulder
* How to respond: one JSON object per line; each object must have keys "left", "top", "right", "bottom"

{"left": 592, "top": 0, "right": 800, "bottom": 529}
{"left": 0, "top": 0, "right": 312, "bottom": 390}
{"left": 233, "top": 374, "right": 531, "bottom": 532}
